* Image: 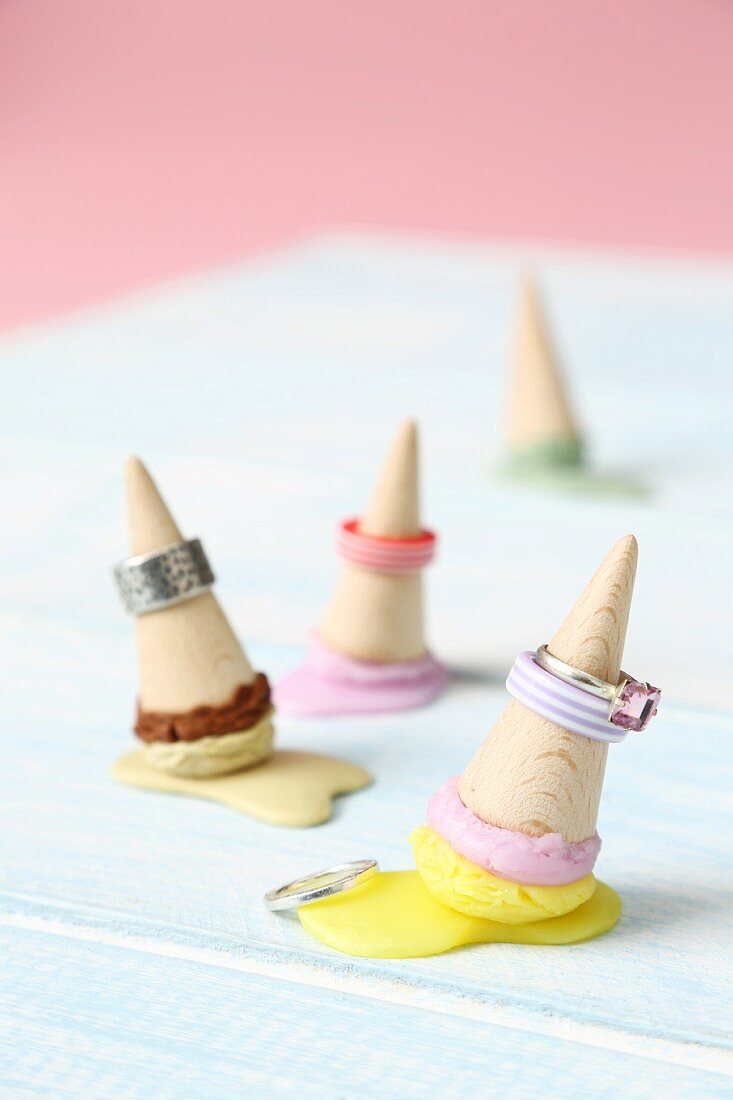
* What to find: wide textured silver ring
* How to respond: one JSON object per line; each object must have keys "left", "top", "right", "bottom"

{"left": 264, "top": 860, "right": 379, "bottom": 912}
{"left": 534, "top": 643, "right": 629, "bottom": 701}
{"left": 113, "top": 538, "right": 215, "bottom": 615}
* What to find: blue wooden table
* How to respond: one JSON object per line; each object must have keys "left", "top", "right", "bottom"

{"left": 1, "top": 235, "right": 732, "bottom": 1097}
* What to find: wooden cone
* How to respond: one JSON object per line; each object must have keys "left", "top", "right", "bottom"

{"left": 459, "top": 535, "right": 638, "bottom": 843}
{"left": 360, "top": 418, "right": 420, "bottom": 537}
{"left": 126, "top": 456, "right": 254, "bottom": 713}
{"left": 507, "top": 278, "right": 581, "bottom": 450}
{"left": 319, "top": 420, "right": 426, "bottom": 662}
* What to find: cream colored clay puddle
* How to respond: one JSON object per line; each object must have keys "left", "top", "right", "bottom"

{"left": 113, "top": 750, "right": 371, "bottom": 827}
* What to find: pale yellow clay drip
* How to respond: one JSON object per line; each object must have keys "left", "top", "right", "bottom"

{"left": 410, "top": 826, "right": 595, "bottom": 923}
{"left": 319, "top": 419, "right": 427, "bottom": 662}
{"left": 139, "top": 710, "right": 275, "bottom": 779}
{"left": 299, "top": 870, "right": 620, "bottom": 959}
{"left": 459, "top": 535, "right": 638, "bottom": 843}
{"left": 113, "top": 750, "right": 371, "bottom": 827}
{"left": 507, "top": 277, "right": 582, "bottom": 450}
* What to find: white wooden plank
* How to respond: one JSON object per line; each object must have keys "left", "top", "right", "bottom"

{"left": 1, "top": 235, "right": 732, "bottom": 1089}
{"left": 1, "top": 616, "right": 731, "bottom": 1061}
{"left": 4, "top": 926, "right": 730, "bottom": 1100}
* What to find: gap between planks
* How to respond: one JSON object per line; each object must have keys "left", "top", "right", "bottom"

{"left": 2, "top": 890, "right": 731, "bottom": 1079}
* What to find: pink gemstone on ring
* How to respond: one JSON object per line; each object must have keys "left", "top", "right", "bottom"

{"left": 610, "top": 680, "right": 661, "bottom": 731}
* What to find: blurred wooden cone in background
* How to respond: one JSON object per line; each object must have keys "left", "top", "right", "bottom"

{"left": 503, "top": 278, "right": 584, "bottom": 472}
{"left": 275, "top": 418, "right": 447, "bottom": 716}
{"left": 320, "top": 418, "right": 426, "bottom": 662}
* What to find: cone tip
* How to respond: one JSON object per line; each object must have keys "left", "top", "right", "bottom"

{"left": 125, "top": 453, "right": 148, "bottom": 481}
{"left": 387, "top": 417, "right": 419, "bottom": 472}
{"left": 395, "top": 417, "right": 418, "bottom": 444}
{"left": 359, "top": 418, "right": 421, "bottom": 537}
{"left": 518, "top": 272, "right": 541, "bottom": 303}
{"left": 612, "top": 533, "right": 638, "bottom": 561}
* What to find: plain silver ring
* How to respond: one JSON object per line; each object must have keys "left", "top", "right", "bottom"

{"left": 264, "top": 860, "right": 379, "bottom": 912}
{"left": 534, "top": 644, "right": 628, "bottom": 702}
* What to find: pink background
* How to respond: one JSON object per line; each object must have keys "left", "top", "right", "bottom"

{"left": 2, "top": 0, "right": 731, "bottom": 330}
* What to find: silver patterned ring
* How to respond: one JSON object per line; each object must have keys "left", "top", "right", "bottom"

{"left": 264, "top": 860, "right": 379, "bottom": 912}
{"left": 113, "top": 538, "right": 215, "bottom": 615}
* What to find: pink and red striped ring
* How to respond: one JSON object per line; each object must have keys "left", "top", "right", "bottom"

{"left": 335, "top": 518, "right": 436, "bottom": 574}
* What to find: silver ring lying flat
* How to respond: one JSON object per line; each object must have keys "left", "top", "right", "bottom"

{"left": 113, "top": 538, "right": 215, "bottom": 615}
{"left": 264, "top": 860, "right": 379, "bottom": 912}
{"left": 535, "top": 643, "right": 630, "bottom": 702}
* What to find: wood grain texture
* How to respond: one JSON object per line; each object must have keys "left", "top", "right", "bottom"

{"left": 320, "top": 419, "right": 427, "bottom": 661}
{"left": 1, "top": 235, "right": 733, "bottom": 1095}
{"left": 1, "top": 623, "right": 731, "bottom": 1064}
{"left": 460, "top": 536, "right": 637, "bottom": 841}
{"left": 5, "top": 926, "right": 730, "bottom": 1100}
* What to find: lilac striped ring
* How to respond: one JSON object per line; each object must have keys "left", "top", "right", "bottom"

{"left": 506, "top": 651, "right": 628, "bottom": 744}
{"left": 336, "top": 518, "right": 436, "bottom": 574}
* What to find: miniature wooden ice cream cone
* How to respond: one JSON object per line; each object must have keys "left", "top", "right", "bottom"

{"left": 501, "top": 278, "right": 584, "bottom": 477}
{"left": 293, "top": 537, "right": 659, "bottom": 957}
{"left": 120, "top": 457, "right": 273, "bottom": 779}
{"left": 274, "top": 420, "right": 447, "bottom": 717}
{"left": 112, "top": 457, "right": 371, "bottom": 824}
{"left": 321, "top": 418, "right": 424, "bottom": 662}
{"left": 459, "top": 534, "right": 637, "bottom": 841}
{"left": 413, "top": 535, "right": 657, "bottom": 913}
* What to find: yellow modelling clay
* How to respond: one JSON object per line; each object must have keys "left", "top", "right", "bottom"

{"left": 299, "top": 870, "right": 621, "bottom": 958}
{"left": 113, "top": 749, "right": 371, "bottom": 827}
{"left": 410, "top": 825, "right": 596, "bottom": 923}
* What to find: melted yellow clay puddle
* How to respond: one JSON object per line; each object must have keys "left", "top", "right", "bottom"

{"left": 299, "top": 826, "right": 620, "bottom": 959}
{"left": 113, "top": 750, "right": 371, "bottom": 827}
{"left": 299, "top": 871, "right": 621, "bottom": 958}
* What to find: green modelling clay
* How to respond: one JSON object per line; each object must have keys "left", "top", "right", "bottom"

{"left": 502, "top": 434, "right": 585, "bottom": 473}
{"left": 498, "top": 434, "right": 648, "bottom": 498}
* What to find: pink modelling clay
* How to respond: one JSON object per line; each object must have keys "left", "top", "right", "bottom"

{"left": 274, "top": 631, "right": 448, "bottom": 717}
{"left": 427, "top": 776, "right": 601, "bottom": 885}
